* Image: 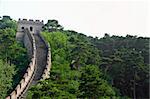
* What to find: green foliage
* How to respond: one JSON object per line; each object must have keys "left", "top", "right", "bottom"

{"left": 0, "top": 16, "right": 17, "bottom": 30}
{"left": 0, "top": 60, "right": 16, "bottom": 98}
{"left": 0, "top": 16, "right": 28, "bottom": 97}
{"left": 28, "top": 31, "right": 79, "bottom": 98}
{"left": 65, "top": 30, "right": 101, "bottom": 67}
{"left": 91, "top": 33, "right": 149, "bottom": 98}
{"left": 78, "top": 65, "right": 117, "bottom": 98}
{"left": 43, "top": 20, "right": 64, "bottom": 32}
{"left": 28, "top": 31, "right": 119, "bottom": 98}
{"left": 29, "top": 21, "right": 149, "bottom": 98}
{"left": 107, "top": 49, "right": 149, "bottom": 98}
{"left": 27, "top": 79, "right": 77, "bottom": 99}
{"left": 42, "top": 31, "right": 68, "bottom": 61}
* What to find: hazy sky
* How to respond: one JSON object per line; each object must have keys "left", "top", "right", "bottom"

{"left": 0, "top": 0, "right": 149, "bottom": 37}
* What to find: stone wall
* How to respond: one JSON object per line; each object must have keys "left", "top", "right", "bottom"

{"left": 41, "top": 43, "right": 51, "bottom": 79}
{"left": 38, "top": 33, "right": 52, "bottom": 80}
{"left": 6, "top": 29, "right": 36, "bottom": 99}
{"left": 23, "top": 29, "right": 33, "bottom": 58}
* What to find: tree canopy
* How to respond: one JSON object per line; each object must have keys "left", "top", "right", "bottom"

{"left": 29, "top": 25, "right": 149, "bottom": 98}
{"left": 0, "top": 16, "right": 28, "bottom": 98}
{"left": 0, "top": 17, "right": 149, "bottom": 98}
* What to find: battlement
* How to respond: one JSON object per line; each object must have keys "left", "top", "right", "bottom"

{"left": 18, "top": 18, "right": 44, "bottom": 25}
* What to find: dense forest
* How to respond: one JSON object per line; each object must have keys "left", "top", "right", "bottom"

{"left": 0, "top": 16, "right": 149, "bottom": 99}
{"left": 27, "top": 20, "right": 149, "bottom": 99}
{"left": 0, "top": 16, "right": 29, "bottom": 98}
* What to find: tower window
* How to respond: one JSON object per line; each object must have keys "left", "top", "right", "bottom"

{"left": 30, "top": 27, "right": 33, "bottom": 31}
{"left": 21, "top": 27, "right": 24, "bottom": 30}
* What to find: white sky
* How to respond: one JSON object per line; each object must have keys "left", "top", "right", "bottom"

{"left": 0, "top": 0, "right": 149, "bottom": 37}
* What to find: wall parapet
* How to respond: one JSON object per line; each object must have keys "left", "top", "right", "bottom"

{"left": 6, "top": 29, "right": 37, "bottom": 99}
{"left": 41, "top": 43, "right": 51, "bottom": 80}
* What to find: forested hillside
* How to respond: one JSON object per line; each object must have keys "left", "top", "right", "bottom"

{"left": 27, "top": 20, "right": 149, "bottom": 99}
{"left": 0, "top": 16, "right": 149, "bottom": 98}
{"left": 0, "top": 16, "right": 28, "bottom": 98}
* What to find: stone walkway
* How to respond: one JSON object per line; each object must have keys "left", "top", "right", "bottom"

{"left": 31, "top": 34, "right": 47, "bottom": 84}
{"left": 21, "top": 34, "right": 47, "bottom": 98}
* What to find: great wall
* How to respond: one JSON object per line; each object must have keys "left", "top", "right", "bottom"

{"left": 6, "top": 19, "right": 51, "bottom": 99}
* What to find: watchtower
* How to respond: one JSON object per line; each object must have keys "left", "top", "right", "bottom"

{"left": 16, "top": 18, "right": 44, "bottom": 41}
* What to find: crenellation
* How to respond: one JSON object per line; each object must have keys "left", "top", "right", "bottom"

{"left": 29, "top": 19, "right": 34, "bottom": 21}
{"left": 18, "top": 18, "right": 44, "bottom": 24}
{"left": 35, "top": 20, "right": 40, "bottom": 22}
{"left": 23, "top": 19, "right": 27, "bottom": 21}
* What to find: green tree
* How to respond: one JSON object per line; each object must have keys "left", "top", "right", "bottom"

{"left": 78, "top": 65, "right": 118, "bottom": 98}
{"left": 0, "top": 16, "right": 28, "bottom": 96}
{"left": 0, "top": 16, "right": 17, "bottom": 30}
{"left": 0, "top": 60, "right": 16, "bottom": 98}
{"left": 28, "top": 20, "right": 149, "bottom": 98}
{"left": 108, "top": 49, "right": 149, "bottom": 98}
{"left": 43, "top": 20, "right": 64, "bottom": 32}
